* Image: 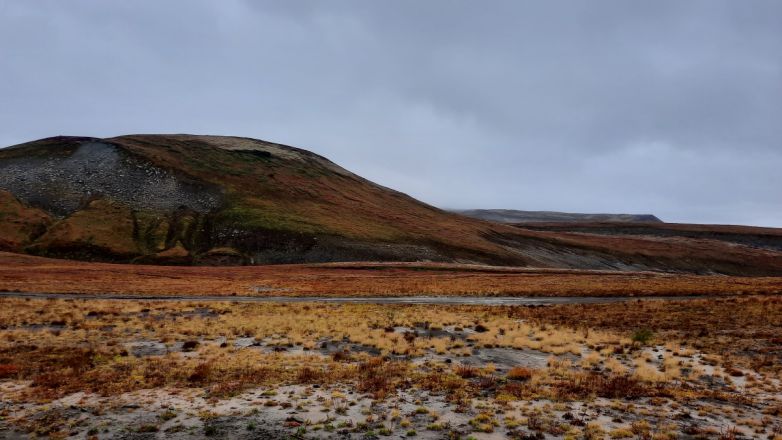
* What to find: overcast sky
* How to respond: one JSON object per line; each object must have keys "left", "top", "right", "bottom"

{"left": 1, "top": 1, "right": 781, "bottom": 226}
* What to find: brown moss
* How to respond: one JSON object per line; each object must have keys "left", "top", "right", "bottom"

{"left": 0, "top": 191, "right": 51, "bottom": 252}
{"left": 29, "top": 199, "right": 138, "bottom": 260}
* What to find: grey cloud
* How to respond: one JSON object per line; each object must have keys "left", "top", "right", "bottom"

{"left": 1, "top": 0, "right": 780, "bottom": 226}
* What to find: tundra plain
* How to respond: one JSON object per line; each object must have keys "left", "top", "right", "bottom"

{"left": 0, "top": 257, "right": 781, "bottom": 439}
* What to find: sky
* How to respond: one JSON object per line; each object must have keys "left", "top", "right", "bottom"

{"left": 1, "top": 1, "right": 781, "bottom": 226}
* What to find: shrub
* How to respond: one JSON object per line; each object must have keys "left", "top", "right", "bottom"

{"left": 630, "top": 420, "right": 651, "bottom": 437}
{"left": 204, "top": 425, "right": 219, "bottom": 436}
{"left": 137, "top": 424, "right": 159, "bottom": 433}
{"left": 478, "top": 375, "right": 496, "bottom": 389}
{"left": 506, "top": 367, "right": 532, "bottom": 381}
{"left": 498, "top": 381, "right": 531, "bottom": 399}
{"left": 609, "top": 427, "right": 634, "bottom": 438}
{"left": 188, "top": 362, "right": 212, "bottom": 384}
{"left": 332, "top": 350, "right": 352, "bottom": 362}
{"left": 718, "top": 426, "right": 739, "bottom": 440}
{"left": 207, "top": 380, "right": 245, "bottom": 398}
{"left": 455, "top": 364, "right": 479, "bottom": 379}
{"left": 469, "top": 412, "right": 497, "bottom": 433}
{"left": 159, "top": 410, "right": 177, "bottom": 422}
{"left": 555, "top": 373, "right": 651, "bottom": 399}
{"left": 356, "top": 357, "right": 406, "bottom": 399}
{"left": 631, "top": 329, "right": 654, "bottom": 345}
{"left": 418, "top": 371, "right": 468, "bottom": 395}
{"left": 296, "top": 366, "right": 322, "bottom": 384}
{"left": 0, "top": 364, "right": 20, "bottom": 379}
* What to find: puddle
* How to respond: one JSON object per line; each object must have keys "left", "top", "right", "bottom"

{"left": 394, "top": 325, "right": 473, "bottom": 340}
{"left": 0, "top": 292, "right": 710, "bottom": 305}
{"left": 462, "top": 347, "right": 554, "bottom": 370}
{"left": 233, "top": 337, "right": 259, "bottom": 348}
{"left": 318, "top": 339, "right": 382, "bottom": 357}
{"left": 125, "top": 341, "right": 169, "bottom": 357}
{"left": 139, "top": 307, "right": 220, "bottom": 321}
{"left": 21, "top": 323, "right": 66, "bottom": 332}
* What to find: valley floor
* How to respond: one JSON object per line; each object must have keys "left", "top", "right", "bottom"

{"left": 0, "top": 252, "right": 780, "bottom": 297}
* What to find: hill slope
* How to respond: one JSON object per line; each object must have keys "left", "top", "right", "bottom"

{"left": 0, "top": 135, "right": 516, "bottom": 265}
{"left": 455, "top": 209, "right": 662, "bottom": 223}
{"left": 1, "top": 134, "right": 781, "bottom": 275}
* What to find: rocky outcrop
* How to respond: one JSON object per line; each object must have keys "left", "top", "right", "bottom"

{"left": 0, "top": 139, "right": 221, "bottom": 217}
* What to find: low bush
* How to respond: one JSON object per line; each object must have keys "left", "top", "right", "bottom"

{"left": 296, "top": 366, "right": 322, "bottom": 384}
{"left": 506, "top": 367, "right": 533, "bottom": 381}
{"left": 0, "top": 363, "right": 20, "bottom": 379}
{"left": 455, "top": 364, "right": 479, "bottom": 379}
{"left": 555, "top": 373, "right": 652, "bottom": 399}
{"left": 356, "top": 357, "right": 407, "bottom": 399}
{"left": 631, "top": 329, "right": 654, "bottom": 345}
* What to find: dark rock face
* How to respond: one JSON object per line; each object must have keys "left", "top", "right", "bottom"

{"left": 0, "top": 140, "right": 221, "bottom": 217}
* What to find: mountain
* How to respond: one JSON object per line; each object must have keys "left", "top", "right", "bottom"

{"left": 1, "top": 134, "right": 781, "bottom": 275}
{"left": 454, "top": 209, "right": 662, "bottom": 224}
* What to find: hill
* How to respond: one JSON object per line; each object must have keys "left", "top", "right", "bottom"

{"left": 454, "top": 209, "right": 662, "bottom": 223}
{"left": 515, "top": 222, "right": 782, "bottom": 252}
{"left": 0, "top": 135, "right": 515, "bottom": 265}
{"left": 1, "top": 134, "right": 781, "bottom": 275}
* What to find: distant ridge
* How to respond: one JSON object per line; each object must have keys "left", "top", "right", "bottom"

{"left": 454, "top": 209, "right": 662, "bottom": 224}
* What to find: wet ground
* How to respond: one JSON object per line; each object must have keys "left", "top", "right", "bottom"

{"left": 120, "top": 322, "right": 556, "bottom": 373}
{"left": 2, "top": 370, "right": 776, "bottom": 440}
{"left": 0, "top": 291, "right": 709, "bottom": 305}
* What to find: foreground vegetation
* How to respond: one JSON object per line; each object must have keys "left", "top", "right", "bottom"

{"left": 1, "top": 296, "right": 781, "bottom": 439}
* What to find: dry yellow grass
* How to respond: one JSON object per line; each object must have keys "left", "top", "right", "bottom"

{"left": 0, "top": 296, "right": 780, "bottom": 439}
